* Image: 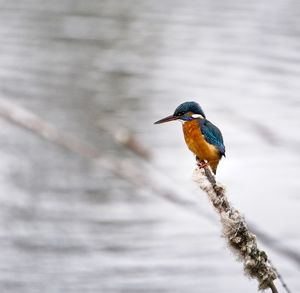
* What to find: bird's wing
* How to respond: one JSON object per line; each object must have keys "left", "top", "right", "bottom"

{"left": 200, "top": 119, "right": 226, "bottom": 156}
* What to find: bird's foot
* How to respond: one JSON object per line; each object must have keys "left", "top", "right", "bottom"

{"left": 196, "top": 159, "right": 209, "bottom": 169}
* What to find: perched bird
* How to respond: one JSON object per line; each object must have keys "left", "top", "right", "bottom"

{"left": 154, "top": 101, "right": 225, "bottom": 174}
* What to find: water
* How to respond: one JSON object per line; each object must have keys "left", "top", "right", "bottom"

{"left": 0, "top": 0, "right": 299, "bottom": 292}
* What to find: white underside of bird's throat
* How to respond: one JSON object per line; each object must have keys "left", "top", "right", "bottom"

{"left": 191, "top": 114, "right": 204, "bottom": 119}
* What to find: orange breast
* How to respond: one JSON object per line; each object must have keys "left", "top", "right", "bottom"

{"left": 182, "top": 120, "right": 220, "bottom": 162}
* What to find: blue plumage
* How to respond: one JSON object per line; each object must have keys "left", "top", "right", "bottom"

{"left": 200, "top": 119, "right": 226, "bottom": 156}
{"left": 173, "top": 101, "right": 206, "bottom": 118}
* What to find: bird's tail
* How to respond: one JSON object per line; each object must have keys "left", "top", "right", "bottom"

{"left": 209, "top": 160, "right": 219, "bottom": 175}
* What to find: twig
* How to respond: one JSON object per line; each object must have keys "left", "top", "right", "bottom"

{"left": 193, "top": 164, "right": 278, "bottom": 292}
{"left": 0, "top": 99, "right": 99, "bottom": 159}
{"left": 270, "top": 281, "right": 279, "bottom": 293}
{"left": 268, "top": 259, "right": 292, "bottom": 293}
{"left": 98, "top": 122, "right": 151, "bottom": 160}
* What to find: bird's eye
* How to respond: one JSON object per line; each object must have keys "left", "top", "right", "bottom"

{"left": 177, "top": 111, "right": 185, "bottom": 116}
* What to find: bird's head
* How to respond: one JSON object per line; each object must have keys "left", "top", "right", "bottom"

{"left": 154, "top": 101, "right": 206, "bottom": 124}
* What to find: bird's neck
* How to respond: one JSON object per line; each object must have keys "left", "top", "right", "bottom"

{"left": 182, "top": 118, "right": 200, "bottom": 131}
{"left": 181, "top": 118, "right": 202, "bottom": 125}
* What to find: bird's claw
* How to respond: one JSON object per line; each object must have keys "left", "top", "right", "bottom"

{"left": 196, "top": 158, "right": 209, "bottom": 169}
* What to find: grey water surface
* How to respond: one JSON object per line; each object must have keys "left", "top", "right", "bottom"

{"left": 0, "top": 1, "right": 299, "bottom": 292}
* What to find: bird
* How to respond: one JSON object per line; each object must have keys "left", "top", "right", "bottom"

{"left": 154, "top": 101, "right": 225, "bottom": 174}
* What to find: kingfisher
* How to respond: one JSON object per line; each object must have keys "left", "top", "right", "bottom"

{"left": 154, "top": 101, "right": 225, "bottom": 174}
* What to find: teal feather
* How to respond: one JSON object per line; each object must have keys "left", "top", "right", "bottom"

{"left": 200, "top": 119, "right": 226, "bottom": 156}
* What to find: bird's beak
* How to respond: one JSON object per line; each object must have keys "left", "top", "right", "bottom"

{"left": 154, "top": 115, "right": 179, "bottom": 124}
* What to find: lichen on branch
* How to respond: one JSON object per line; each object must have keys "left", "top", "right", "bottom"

{"left": 192, "top": 166, "right": 277, "bottom": 292}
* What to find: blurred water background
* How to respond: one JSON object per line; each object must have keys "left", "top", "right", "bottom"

{"left": 0, "top": 0, "right": 299, "bottom": 292}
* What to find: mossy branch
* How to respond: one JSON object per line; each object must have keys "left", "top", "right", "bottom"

{"left": 193, "top": 162, "right": 278, "bottom": 292}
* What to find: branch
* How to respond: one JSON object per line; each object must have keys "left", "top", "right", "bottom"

{"left": 193, "top": 164, "right": 278, "bottom": 292}
{"left": 0, "top": 99, "right": 98, "bottom": 159}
